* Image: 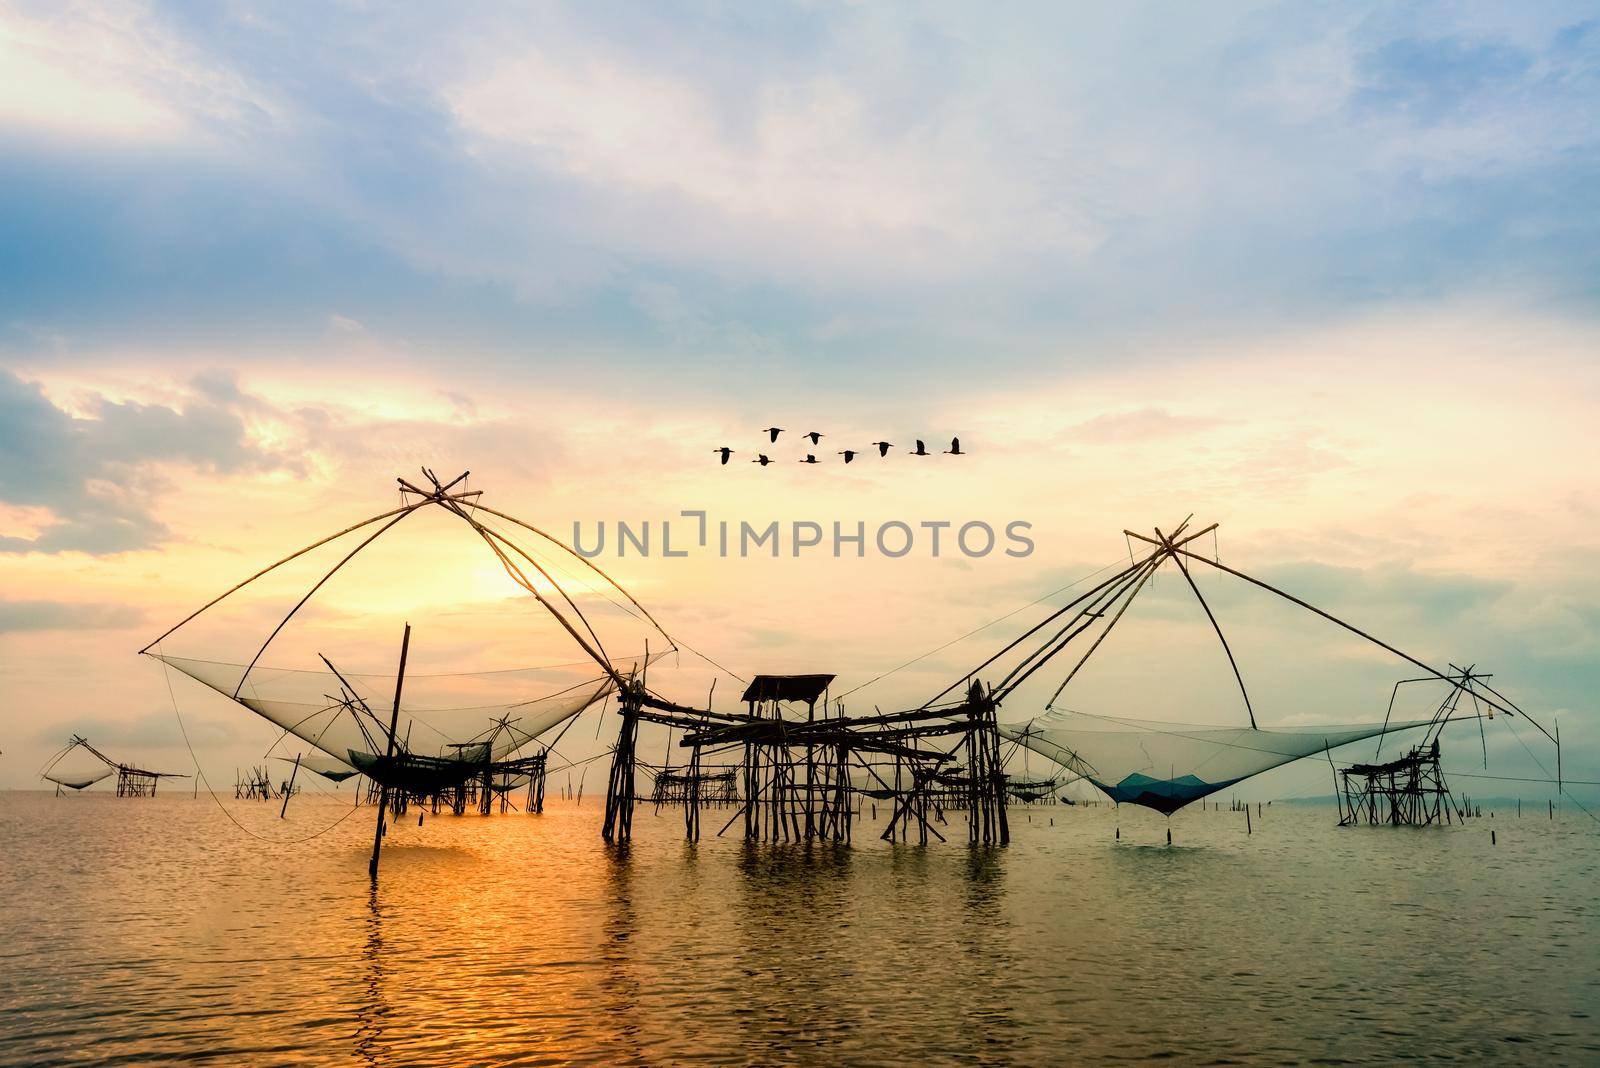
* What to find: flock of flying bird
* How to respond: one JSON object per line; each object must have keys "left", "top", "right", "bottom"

{"left": 716, "top": 428, "right": 964, "bottom": 466}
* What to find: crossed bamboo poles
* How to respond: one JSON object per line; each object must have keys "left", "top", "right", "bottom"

{"left": 139, "top": 469, "right": 675, "bottom": 700}
{"left": 925, "top": 515, "right": 1555, "bottom": 749}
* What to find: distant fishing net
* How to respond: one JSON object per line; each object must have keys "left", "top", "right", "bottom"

{"left": 1001, "top": 709, "right": 1433, "bottom": 814}
{"left": 40, "top": 742, "right": 114, "bottom": 790}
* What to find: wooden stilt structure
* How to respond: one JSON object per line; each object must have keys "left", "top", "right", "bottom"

{"left": 649, "top": 767, "right": 738, "bottom": 807}
{"left": 602, "top": 679, "right": 641, "bottom": 843}
{"left": 1337, "top": 666, "right": 1510, "bottom": 828}
{"left": 962, "top": 681, "right": 1009, "bottom": 846}
{"left": 598, "top": 672, "right": 1011, "bottom": 847}
{"left": 1340, "top": 740, "right": 1455, "bottom": 826}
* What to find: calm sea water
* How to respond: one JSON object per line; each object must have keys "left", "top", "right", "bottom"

{"left": 1, "top": 790, "right": 1596, "bottom": 1065}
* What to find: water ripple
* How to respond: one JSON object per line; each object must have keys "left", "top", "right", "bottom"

{"left": 1, "top": 794, "right": 1596, "bottom": 1064}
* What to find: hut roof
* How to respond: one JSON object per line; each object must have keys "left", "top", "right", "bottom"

{"left": 741, "top": 674, "right": 835, "bottom": 704}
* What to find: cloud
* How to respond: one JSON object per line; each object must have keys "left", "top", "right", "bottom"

{"left": 0, "top": 2, "right": 1590, "bottom": 394}
{"left": 1353, "top": 36, "right": 1533, "bottom": 123}
{"left": 0, "top": 368, "right": 299, "bottom": 554}
{"left": 1252, "top": 560, "right": 1514, "bottom": 620}
{"left": 1068, "top": 408, "right": 1226, "bottom": 443}
{"left": 444, "top": 47, "right": 1091, "bottom": 272}
{"left": 0, "top": 0, "right": 276, "bottom": 145}
{"left": 1207, "top": 432, "right": 1353, "bottom": 498}
{"left": 0, "top": 598, "right": 143, "bottom": 633}
{"left": 31, "top": 707, "right": 232, "bottom": 751}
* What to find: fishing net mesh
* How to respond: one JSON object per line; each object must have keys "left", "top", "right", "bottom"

{"left": 40, "top": 744, "right": 114, "bottom": 789}
{"left": 1001, "top": 709, "right": 1432, "bottom": 813}
{"left": 154, "top": 652, "right": 659, "bottom": 770}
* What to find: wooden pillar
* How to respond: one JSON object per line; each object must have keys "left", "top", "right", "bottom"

{"left": 602, "top": 683, "right": 640, "bottom": 843}
{"left": 990, "top": 690, "right": 1010, "bottom": 846}
{"left": 804, "top": 696, "right": 816, "bottom": 839}
{"left": 685, "top": 740, "right": 702, "bottom": 843}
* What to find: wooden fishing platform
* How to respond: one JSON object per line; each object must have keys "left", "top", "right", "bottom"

{"left": 1338, "top": 740, "right": 1455, "bottom": 826}
{"left": 601, "top": 674, "right": 1010, "bottom": 847}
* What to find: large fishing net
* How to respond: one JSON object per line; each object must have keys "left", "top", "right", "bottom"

{"left": 142, "top": 472, "right": 680, "bottom": 784}
{"left": 904, "top": 518, "right": 1560, "bottom": 815}
{"left": 154, "top": 652, "right": 659, "bottom": 772}
{"left": 1002, "top": 709, "right": 1433, "bottom": 814}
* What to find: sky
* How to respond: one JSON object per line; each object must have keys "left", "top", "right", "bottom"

{"left": 1, "top": 1, "right": 1598, "bottom": 803}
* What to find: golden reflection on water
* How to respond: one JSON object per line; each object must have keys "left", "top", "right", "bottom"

{"left": 1, "top": 792, "right": 1597, "bottom": 1065}
{"left": 598, "top": 842, "right": 645, "bottom": 1064}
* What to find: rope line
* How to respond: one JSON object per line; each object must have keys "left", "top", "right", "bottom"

{"left": 1450, "top": 771, "right": 1600, "bottom": 787}
{"left": 837, "top": 557, "right": 1126, "bottom": 700}
{"left": 157, "top": 648, "right": 368, "bottom": 846}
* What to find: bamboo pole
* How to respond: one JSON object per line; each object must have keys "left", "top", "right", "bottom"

{"left": 1165, "top": 541, "right": 1256, "bottom": 729}
{"left": 927, "top": 553, "right": 1155, "bottom": 707}
{"left": 233, "top": 509, "right": 423, "bottom": 698}
{"left": 138, "top": 501, "right": 423, "bottom": 654}
{"left": 1176, "top": 547, "right": 1528, "bottom": 722}
{"left": 370, "top": 623, "right": 411, "bottom": 880}
{"left": 1045, "top": 553, "right": 1165, "bottom": 706}
{"left": 279, "top": 754, "right": 301, "bottom": 819}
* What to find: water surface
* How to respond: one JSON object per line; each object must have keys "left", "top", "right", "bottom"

{"left": 2, "top": 792, "right": 1595, "bottom": 1065}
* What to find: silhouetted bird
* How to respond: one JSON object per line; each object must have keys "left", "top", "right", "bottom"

{"left": 803, "top": 431, "right": 823, "bottom": 445}
{"left": 764, "top": 427, "right": 784, "bottom": 443}
{"left": 871, "top": 441, "right": 893, "bottom": 457}
{"left": 800, "top": 454, "right": 819, "bottom": 464}
{"left": 752, "top": 454, "right": 773, "bottom": 466}
{"left": 839, "top": 450, "right": 857, "bottom": 463}
{"left": 944, "top": 437, "right": 963, "bottom": 455}
{"left": 912, "top": 440, "right": 929, "bottom": 456}
{"left": 714, "top": 447, "right": 733, "bottom": 465}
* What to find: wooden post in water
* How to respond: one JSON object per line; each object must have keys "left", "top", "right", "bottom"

{"left": 685, "top": 736, "right": 702, "bottom": 843}
{"left": 369, "top": 623, "right": 411, "bottom": 880}
{"left": 804, "top": 693, "right": 817, "bottom": 840}
{"left": 602, "top": 677, "right": 640, "bottom": 843}
{"left": 279, "top": 753, "right": 301, "bottom": 819}
{"left": 1555, "top": 719, "right": 1562, "bottom": 796}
